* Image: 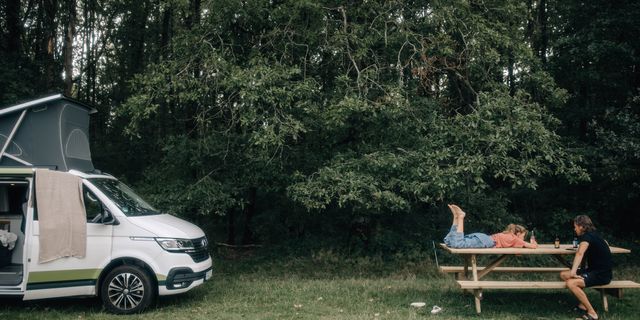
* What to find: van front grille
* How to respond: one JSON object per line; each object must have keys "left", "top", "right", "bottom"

{"left": 186, "top": 237, "right": 209, "bottom": 263}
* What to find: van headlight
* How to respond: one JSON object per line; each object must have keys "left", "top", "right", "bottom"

{"left": 155, "top": 238, "right": 195, "bottom": 252}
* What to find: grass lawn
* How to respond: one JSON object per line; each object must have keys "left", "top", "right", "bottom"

{"left": 0, "top": 251, "right": 638, "bottom": 319}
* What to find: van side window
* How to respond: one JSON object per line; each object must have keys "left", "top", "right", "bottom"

{"left": 83, "top": 186, "right": 103, "bottom": 223}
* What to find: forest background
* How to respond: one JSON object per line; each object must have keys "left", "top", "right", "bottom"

{"left": 1, "top": 0, "right": 639, "bottom": 257}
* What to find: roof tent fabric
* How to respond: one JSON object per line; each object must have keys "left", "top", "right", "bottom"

{"left": 0, "top": 94, "right": 97, "bottom": 172}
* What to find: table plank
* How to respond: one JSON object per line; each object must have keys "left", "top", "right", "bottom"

{"left": 440, "top": 266, "right": 569, "bottom": 273}
{"left": 439, "top": 243, "right": 630, "bottom": 255}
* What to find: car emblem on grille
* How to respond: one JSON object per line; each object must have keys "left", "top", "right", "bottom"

{"left": 201, "top": 238, "right": 208, "bottom": 247}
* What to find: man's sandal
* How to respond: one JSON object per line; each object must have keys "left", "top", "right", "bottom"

{"left": 577, "top": 313, "right": 598, "bottom": 320}
{"left": 572, "top": 304, "right": 587, "bottom": 314}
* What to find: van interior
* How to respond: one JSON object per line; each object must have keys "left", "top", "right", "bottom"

{"left": 0, "top": 179, "right": 28, "bottom": 286}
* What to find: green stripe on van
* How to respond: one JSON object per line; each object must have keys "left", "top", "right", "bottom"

{"left": 28, "top": 269, "right": 102, "bottom": 283}
{"left": 0, "top": 168, "right": 33, "bottom": 175}
{"left": 27, "top": 280, "right": 96, "bottom": 290}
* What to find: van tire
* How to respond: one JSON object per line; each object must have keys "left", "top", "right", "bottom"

{"left": 100, "top": 265, "right": 155, "bottom": 314}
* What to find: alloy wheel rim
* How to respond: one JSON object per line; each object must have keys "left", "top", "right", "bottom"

{"left": 108, "top": 272, "right": 145, "bottom": 310}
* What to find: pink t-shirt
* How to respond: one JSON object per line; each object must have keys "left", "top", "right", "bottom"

{"left": 491, "top": 232, "right": 527, "bottom": 248}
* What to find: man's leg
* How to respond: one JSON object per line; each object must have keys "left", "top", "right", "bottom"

{"left": 566, "top": 278, "right": 598, "bottom": 319}
{"left": 560, "top": 270, "right": 571, "bottom": 281}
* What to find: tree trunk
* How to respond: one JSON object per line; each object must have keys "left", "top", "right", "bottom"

{"left": 6, "top": 0, "right": 22, "bottom": 54}
{"left": 185, "top": 0, "right": 201, "bottom": 29}
{"left": 525, "top": 0, "right": 534, "bottom": 43}
{"left": 538, "top": 0, "right": 548, "bottom": 64}
{"left": 227, "top": 210, "right": 236, "bottom": 245}
{"left": 184, "top": 0, "right": 202, "bottom": 137}
{"left": 241, "top": 188, "right": 257, "bottom": 245}
{"left": 89, "top": 0, "right": 97, "bottom": 104}
{"left": 63, "top": 0, "right": 77, "bottom": 96}
{"left": 508, "top": 51, "right": 515, "bottom": 96}
{"left": 160, "top": 2, "right": 173, "bottom": 59}
{"left": 41, "top": 0, "right": 59, "bottom": 90}
{"left": 129, "top": 1, "right": 150, "bottom": 77}
{"left": 159, "top": 2, "right": 173, "bottom": 138}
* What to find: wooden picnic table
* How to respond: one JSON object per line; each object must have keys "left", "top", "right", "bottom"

{"left": 439, "top": 243, "right": 635, "bottom": 314}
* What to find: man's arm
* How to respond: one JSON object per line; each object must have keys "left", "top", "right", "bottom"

{"left": 570, "top": 242, "right": 589, "bottom": 278}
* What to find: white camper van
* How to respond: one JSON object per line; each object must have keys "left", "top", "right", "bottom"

{"left": 0, "top": 95, "right": 212, "bottom": 313}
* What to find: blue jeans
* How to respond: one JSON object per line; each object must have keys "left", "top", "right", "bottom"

{"left": 443, "top": 225, "right": 495, "bottom": 248}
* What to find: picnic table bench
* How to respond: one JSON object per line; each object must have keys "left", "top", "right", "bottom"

{"left": 439, "top": 243, "right": 640, "bottom": 314}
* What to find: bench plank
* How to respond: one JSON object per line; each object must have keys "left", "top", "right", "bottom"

{"left": 593, "top": 281, "right": 640, "bottom": 289}
{"left": 457, "top": 280, "right": 640, "bottom": 290}
{"left": 440, "top": 266, "right": 568, "bottom": 273}
{"left": 458, "top": 280, "right": 566, "bottom": 289}
{"left": 456, "top": 280, "right": 640, "bottom": 314}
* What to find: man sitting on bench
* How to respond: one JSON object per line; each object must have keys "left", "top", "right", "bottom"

{"left": 560, "top": 215, "right": 612, "bottom": 320}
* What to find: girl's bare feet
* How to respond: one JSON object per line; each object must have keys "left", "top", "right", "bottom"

{"left": 449, "top": 204, "right": 466, "bottom": 218}
{"left": 448, "top": 204, "right": 458, "bottom": 219}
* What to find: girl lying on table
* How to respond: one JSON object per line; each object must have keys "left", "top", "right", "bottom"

{"left": 443, "top": 204, "right": 538, "bottom": 249}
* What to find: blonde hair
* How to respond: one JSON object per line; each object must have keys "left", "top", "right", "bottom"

{"left": 503, "top": 224, "right": 528, "bottom": 236}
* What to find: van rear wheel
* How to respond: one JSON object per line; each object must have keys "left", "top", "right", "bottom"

{"left": 100, "top": 265, "right": 155, "bottom": 314}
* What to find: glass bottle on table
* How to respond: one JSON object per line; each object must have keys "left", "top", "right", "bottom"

{"left": 572, "top": 235, "right": 578, "bottom": 248}
{"left": 554, "top": 236, "right": 560, "bottom": 248}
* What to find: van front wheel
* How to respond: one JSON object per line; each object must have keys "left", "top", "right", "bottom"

{"left": 100, "top": 265, "right": 155, "bottom": 314}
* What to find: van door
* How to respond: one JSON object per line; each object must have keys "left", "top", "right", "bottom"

{"left": 24, "top": 182, "right": 113, "bottom": 300}
{"left": 0, "top": 174, "right": 31, "bottom": 296}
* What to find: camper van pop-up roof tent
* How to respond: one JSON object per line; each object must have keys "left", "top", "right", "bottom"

{"left": 0, "top": 94, "right": 97, "bottom": 172}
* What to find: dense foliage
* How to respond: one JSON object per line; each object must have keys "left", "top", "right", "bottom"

{"left": 1, "top": 0, "right": 638, "bottom": 252}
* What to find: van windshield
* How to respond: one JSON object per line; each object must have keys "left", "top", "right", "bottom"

{"left": 88, "top": 178, "right": 159, "bottom": 216}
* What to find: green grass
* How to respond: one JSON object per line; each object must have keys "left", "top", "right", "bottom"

{"left": 0, "top": 251, "right": 638, "bottom": 319}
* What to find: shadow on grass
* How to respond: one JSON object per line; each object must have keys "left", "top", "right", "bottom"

{"left": 0, "top": 296, "right": 103, "bottom": 313}
{"left": 378, "top": 286, "right": 627, "bottom": 319}
{"left": 0, "top": 288, "right": 206, "bottom": 316}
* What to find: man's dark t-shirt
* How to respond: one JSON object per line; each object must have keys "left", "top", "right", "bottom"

{"left": 579, "top": 231, "right": 613, "bottom": 271}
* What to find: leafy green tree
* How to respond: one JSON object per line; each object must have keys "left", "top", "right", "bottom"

{"left": 5, "top": 0, "right": 636, "bottom": 251}
{"left": 120, "top": 0, "right": 586, "bottom": 248}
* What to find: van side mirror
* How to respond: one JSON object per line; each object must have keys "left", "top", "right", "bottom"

{"left": 102, "top": 210, "right": 119, "bottom": 225}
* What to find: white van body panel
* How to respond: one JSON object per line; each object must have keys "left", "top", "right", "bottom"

{"left": 127, "top": 214, "right": 205, "bottom": 238}
{"left": 23, "top": 222, "right": 113, "bottom": 300}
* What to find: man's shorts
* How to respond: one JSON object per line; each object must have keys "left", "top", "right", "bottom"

{"left": 577, "top": 268, "right": 612, "bottom": 287}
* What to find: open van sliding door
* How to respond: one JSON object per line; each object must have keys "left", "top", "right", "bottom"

{"left": 0, "top": 172, "right": 31, "bottom": 296}
{"left": 24, "top": 181, "right": 113, "bottom": 300}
